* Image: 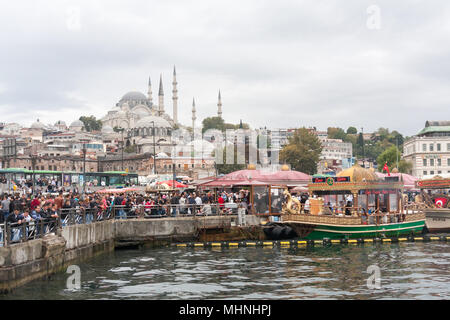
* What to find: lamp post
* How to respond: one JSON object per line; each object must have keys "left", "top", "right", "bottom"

{"left": 80, "top": 139, "right": 89, "bottom": 195}
{"left": 150, "top": 121, "right": 156, "bottom": 174}
{"left": 116, "top": 127, "right": 125, "bottom": 171}
{"left": 361, "top": 127, "right": 365, "bottom": 168}
{"left": 31, "top": 154, "right": 37, "bottom": 196}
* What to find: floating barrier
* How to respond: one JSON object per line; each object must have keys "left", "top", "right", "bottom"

{"left": 175, "top": 235, "right": 450, "bottom": 248}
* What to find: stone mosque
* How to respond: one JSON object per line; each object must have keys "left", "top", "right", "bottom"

{"left": 100, "top": 66, "right": 223, "bottom": 156}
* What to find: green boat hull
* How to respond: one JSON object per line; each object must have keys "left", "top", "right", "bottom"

{"left": 287, "top": 220, "right": 426, "bottom": 240}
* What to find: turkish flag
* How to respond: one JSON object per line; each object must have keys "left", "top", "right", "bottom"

{"left": 383, "top": 162, "right": 390, "bottom": 176}
{"left": 434, "top": 197, "right": 448, "bottom": 208}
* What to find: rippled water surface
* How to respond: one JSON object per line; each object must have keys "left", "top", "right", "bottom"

{"left": 3, "top": 241, "right": 450, "bottom": 299}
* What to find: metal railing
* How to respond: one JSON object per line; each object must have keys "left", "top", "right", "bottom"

{"left": 0, "top": 218, "right": 60, "bottom": 247}
{"left": 0, "top": 203, "right": 242, "bottom": 246}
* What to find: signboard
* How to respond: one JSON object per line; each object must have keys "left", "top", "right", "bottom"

{"left": 416, "top": 179, "right": 450, "bottom": 189}
{"left": 362, "top": 189, "right": 397, "bottom": 195}
{"left": 312, "top": 176, "right": 351, "bottom": 184}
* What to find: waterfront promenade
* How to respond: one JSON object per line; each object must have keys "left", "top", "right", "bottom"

{"left": 0, "top": 205, "right": 261, "bottom": 293}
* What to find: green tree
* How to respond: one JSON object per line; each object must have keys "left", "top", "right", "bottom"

{"left": 377, "top": 145, "right": 401, "bottom": 172}
{"left": 79, "top": 116, "right": 102, "bottom": 132}
{"left": 280, "top": 128, "right": 322, "bottom": 175}
{"left": 202, "top": 116, "right": 250, "bottom": 133}
{"left": 202, "top": 117, "right": 226, "bottom": 133}
{"left": 346, "top": 126, "right": 357, "bottom": 134}
{"left": 327, "top": 127, "right": 347, "bottom": 141}
{"left": 398, "top": 160, "right": 413, "bottom": 174}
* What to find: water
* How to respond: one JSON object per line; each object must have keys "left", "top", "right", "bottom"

{"left": 2, "top": 241, "right": 450, "bottom": 299}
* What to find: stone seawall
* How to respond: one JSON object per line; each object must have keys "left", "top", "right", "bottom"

{"left": 0, "top": 215, "right": 263, "bottom": 293}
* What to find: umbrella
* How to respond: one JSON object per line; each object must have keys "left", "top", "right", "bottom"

{"left": 156, "top": 180, "right": 188, "bottom": 188}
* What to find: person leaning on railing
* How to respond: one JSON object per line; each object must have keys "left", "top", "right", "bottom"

{"left": 6, "top": 209, "right": 24, "bottom": 242}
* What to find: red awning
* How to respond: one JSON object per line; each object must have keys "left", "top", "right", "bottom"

{"left": 156, "top": 180, "right": 188, "bottom": 188}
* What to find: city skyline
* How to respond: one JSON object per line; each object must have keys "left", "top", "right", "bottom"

{"left": 1, "top": 1, "right": 450, "bottom": 136}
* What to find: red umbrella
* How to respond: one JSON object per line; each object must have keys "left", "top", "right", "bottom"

{"left": 157, "top": 180, "right": 188, "bottom": 188}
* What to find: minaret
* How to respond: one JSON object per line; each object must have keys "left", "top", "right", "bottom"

{"left": 158, "top": 74, "right": 164, "bottom": 115}
{"left": 172, "top": 66, "right": 178, "bottom": 124}
{"left": 217, "top": 90, "right": 222, "bottom": 118}
{"left": 147, "top": 76, "right": 153, "bottom": 105}
{"left": 192, "top": 97, "right": 196, "bottom": 131}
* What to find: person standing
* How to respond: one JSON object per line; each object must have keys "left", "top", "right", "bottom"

{"left": 1, "top": 196, "right": 11, "bottom": 222}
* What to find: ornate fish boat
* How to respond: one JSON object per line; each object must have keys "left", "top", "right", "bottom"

{"left": 264, "top": 164, "right": 426, "bottom": 240}
{"left": 416, "top": 177, "right": 450, "bottom": 233}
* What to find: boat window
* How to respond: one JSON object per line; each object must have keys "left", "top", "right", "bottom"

{"left": 379, "top": 194, "right": 388, "bottom": 213}
{"left": 358, "top": 194, "right": 368, "bottom": 213}
{"left": 368, "top": 194, "right": 376, "bottom": 213}
{"left": 270, "top": 188, "right": 283, "bottom": 214}
{"left": 389, "top": 193, "right": 398, "bottom": 211}
{"left": 254, "top": 186, "right": 269, "bottom": 214}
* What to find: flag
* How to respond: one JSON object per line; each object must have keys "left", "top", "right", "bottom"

{"left": 434, "top": 197, "right": 448, "bottom": 208}
{"left": 383, "top": 162, "right": 390, "bottom": 176}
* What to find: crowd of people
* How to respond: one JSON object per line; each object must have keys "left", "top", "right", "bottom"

{"left": 0, "top": 188, "right": 254, "bottom": 243}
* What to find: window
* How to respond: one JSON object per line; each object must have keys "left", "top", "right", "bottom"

{"left": 437, "top": 143, "right": 441, "bottom": 151}
{"left": 448, "top": 158, "right": 450, "bottom": 166}
{"left": 437, "top": 159, "right": 441, "bottom": 166}
{"left": 448, "top": 143, "right": 450, "bottom": 151}
{"left": 423, "top": 144, "right": 427, "bottom": 152}
{"left": 423, "top": 159, "right": 427, "bottom": 166}
{"left": 430, "top": 144, "right": 434, "bottom": 151}
{"left": 423, "top": 171, "right": 427, "bottom": 175}
{"left": 430, "top": 159, "right": 434, "bottom": 166}
{"left": 430, "top": 171, "right": 434, "bottom": 175}
{"left": 438, "top": 171, "right": 442, "bottom": 174}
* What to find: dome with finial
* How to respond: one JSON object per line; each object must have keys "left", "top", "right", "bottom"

{"left": 247, "top": 164, "right": 256, "bottom": 170}
{"left": 281, "top": 164, "right": 290, "bottom": 171}
{"left": 31, "top": 119, "right": 45, "bottom": 129}
{"left": 337, "top": 163, "right": 378, "bottom": 182}
{"left": 391, "top": 167, "right": 399, "bottom": 173}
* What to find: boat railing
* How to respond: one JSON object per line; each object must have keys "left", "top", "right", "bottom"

{"left": 283, "top": 203, "right": 424, "bottom": 226}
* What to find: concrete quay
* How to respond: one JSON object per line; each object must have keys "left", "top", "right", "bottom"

{"left": 0, "top": 215, "right": 263, "bottom": 293}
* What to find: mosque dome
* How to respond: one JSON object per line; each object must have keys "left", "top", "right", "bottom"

{"left": 69, "top": 120, "right": 85, "bottom": 132}
{"left": 337, "top": 163, "right": 378, "bottom": 182}
{"left": 132, "top": 107, "right": 151, "bottom": 117}
{"left": 281, "top": 164, "right": 290, "bottom": 171}
{"left": 391, "top": 168, "right": 399, "bottom": 173}
{"left": 135, "top": 116, "right": 171, "bottom": 128}
{"left": 120, "top": 91, "right": 147, "bottom": 102}
{"left": 31, "top": 119, "right": 45, "bottom": 129}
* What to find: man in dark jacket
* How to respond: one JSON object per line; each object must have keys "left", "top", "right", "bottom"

{"left": 6, "top": 209, "right": 23, "bottom": 242}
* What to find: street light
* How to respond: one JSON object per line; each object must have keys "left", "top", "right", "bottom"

{"left": 116, "top": 127, "right": 125, "bottom": 171}
{"left": 30, "top": 154, "right": 37, "bottom": 196}
{"left": 361, "top": 127, "right": 365, "bottom": 168}
{"left": 79, "top": 139, "right": 90, "bottom": 195}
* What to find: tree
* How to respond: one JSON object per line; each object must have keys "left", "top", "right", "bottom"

{"left": 327, "top": 127, "right": 347, "bottom": 141}
{"left": 398, "top": 160, "right": 413, "bottom": 174}
{"left": 280, "top": 128, "right": 322, "bottom": 175}
{"left": 202, "top": 116, "right": 250, "bottom": 133}
{"left": 377, "top": 145, "right": 401, "bottom": 172}
{"left": 202, "top": 117, "right": 226, "bottom": 133}
{"left": 79, "top": 116, "right": 102, "bottom": 132}
{"left": 346, "top": 126, "right": 357, "bottom": 134}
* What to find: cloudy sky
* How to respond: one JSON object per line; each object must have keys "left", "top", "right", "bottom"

{"left": 1, "top": 0, "right": 449, "bottom": 136}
